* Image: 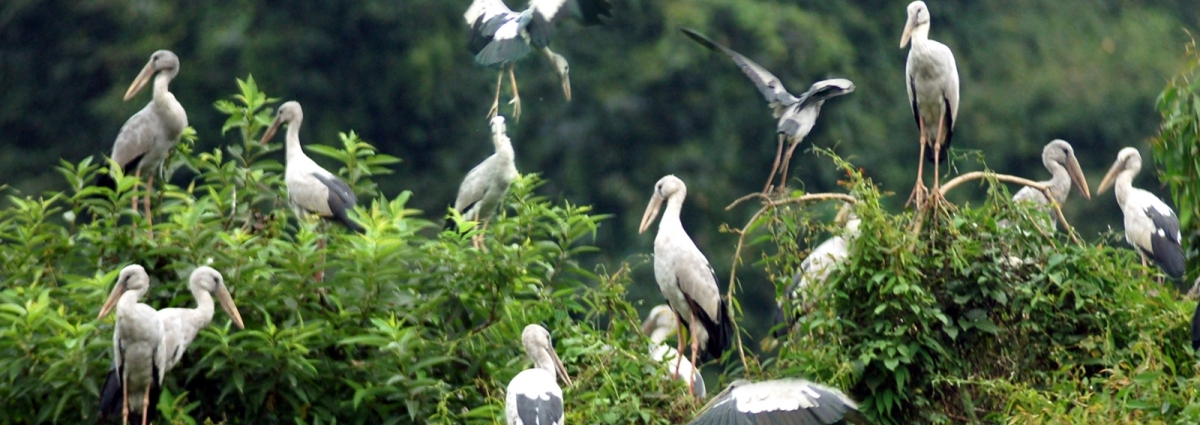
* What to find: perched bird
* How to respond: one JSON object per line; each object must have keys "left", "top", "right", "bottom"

{"left": 464, "top": 0, "right": 612, "bottom": 121}
{"left": 1097, "top": 147, "right": 1185, "bottom": 284}
{"left": 688, "top": 379, "right": 869, "bottom": 425}
{"left": 97, "top": 50, "right": 188, "bottom": 231}
{"left": 1007, "top": 139, "right": 1091, "bottom": 230}
{"left": 98, "top": 265, "right": 164, "bottom": 425}
{"left": 642, "top": 304, "right": 706, "bottom": 398}
{"left": 447, "top": 116, "right": 519, "bottom": 248}
{"left": 506, "top": 324, "right": 572, "bottom": 425}
{"left": 261, "top": 101, "right": 363, "bottom": 233}
{"left": 638, "top": 175, "right": 734, "bottom": 392}
{"left": 900, "top": 1, "right": 960, "bottom": 209}
{"left": 779, "top": 206, "right": 861, "bottom": 331}
{"left": 155, "top": 267, "right": 245, "bottom": 378}
{"left": 680, "top": 28, "right": 855, "bottom": 193}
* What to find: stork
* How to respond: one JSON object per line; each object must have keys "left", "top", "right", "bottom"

{"left": 687, "top": 379, "right": 869, "bottom": 425}
{"left": 780, "top": 206, "right": 861, "bottom": 331}
{"left": 464, "top": 0, "right": 612, "bottom": 121}
{"left": 506, "top": 324, "right": 572, "bottom": 425}
{"left": 96, "top": 50, "right": 188, "bottom": 233}
{"left": 638, "top": 175, "right": 733, "bottom": 395}
{"left": 1097, "top": 147, "right": 1185, "bottom": 284}
{"left": 98, "top": 265, "right": 164, "bottom": 425}
{"left": 1007, "top": 139, "right": 1091, "bottom": 230}
{"left": 680, "top": 28, "right": 855, "bottom": 193}
{"left": 900, "top": 1, "right": 960, "bottom": 210}
{"left": 447, "top": 116, "right": 519, "bottom": 248}
{"left": 155, "top": 266, "right": 245, "bottom": 378}
{"left": 261, "top": 101, "right": 363, "bottom": 233}
{"left": 642, "top": 304, "right": 706, "bottom": 398}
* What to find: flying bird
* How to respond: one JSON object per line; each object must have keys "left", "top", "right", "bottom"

{"left": 464, "top": 0, "right": 612, "bottom": 121}
{"left": 688, "top": 379, "right": 869, "bottom": 425}
{"left": 506, "top": 324, "right": 572, "bottom": 425}
{"left": 639, "top": 175, "right": 733, "bottom": 394}
{"left": 1097, "top": 147, "right": 1184, "bottom": 285}
{"left": 900, "top": 1, "right": 960, "bottom": 209}
{"left": 98, "top": 265, "right": 164, "bottom": 425}
{"left": 97, "top": 50, "right": 188, "bottom": 233}
{"left": 681, "top": 28, "right": 855, "bottom": 193}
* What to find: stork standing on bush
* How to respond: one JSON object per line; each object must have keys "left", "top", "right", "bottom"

{"left": 900, "top": 1, "right": 960, "bottom": 210}
{"left": 447, "top": 116, "right": 519, "bottom": 248}
{"left": 1097, "top": 147, "right": 1185, "bottom": 285}
{"left": 1008, "top": 139, "right": 1091, "bottom": 230}
{"left": 155, "top": 267, "right": 245, "bottom": 376}
{"left": 506, "top": 324, "right": 572, "bottom": 425}
{"left": 638, "top": 175, "right": 733, "bottom": 396}
{"left": 98, "top": 265, "right": 164, "bottom": 425}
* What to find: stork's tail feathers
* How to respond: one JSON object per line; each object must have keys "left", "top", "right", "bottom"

{"left": 94, "top": 172, "right": 118, "bottom": 192}
{"left": 333, "top": 210, "right": 365, "bottom": 234}
{"left": 697, "top": 299, "right": 734, "bottom": 363}
{"left": 1191, "top": 302, "right": 1200, "bottom": 352}
{"left": 98, "top": 368, "right": 121, "bottom": 421}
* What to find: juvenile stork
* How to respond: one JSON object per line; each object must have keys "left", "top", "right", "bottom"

{"left": 680, "top": 28, "right": 855, "bottom": 193}
{"left": 155, "top": 267, "right": 245, "bottom": 377}
{"left": 1097, "top": 147, "right": 1185, "bottom": 284}
{"left": 506, "top": 324, "right": 572, "bottom": 425}
{"left": 1008, "top": 139, "right": 1091, "bottom": 230}
{"left": 261, "top": 101, "right": 363, "bottom": 233}
{"left": 779, "top": 206, "right": 861, "bottom": 331}
{"left": 96, "top": 50, "right": 188, "bottom": 232}
{"left": 642, "top": 305, "right": 706, "bottom": 398}
{"left": 638, "top": 175, "right": 733, "bottom": 391}
{"left": 98, "top": 265, "right": 164, "bottom": 425}
{"left": 688, "top": 379, "right": 869, "bottom": 425}
{"left": 447, "top": 116, "right": 519, "bottom": 248}
{"left": 464, "top": 0, "right": 612, "bottom": 121}
{"left": 900, "top": 1, "right": 960, "bottom": 209}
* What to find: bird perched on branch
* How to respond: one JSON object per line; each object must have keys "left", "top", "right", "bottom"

{"left": 900, "top": 1, "right": 960, "bottom": 210}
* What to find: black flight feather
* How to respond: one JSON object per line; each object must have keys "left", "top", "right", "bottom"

{"left": 516, "top": 392, "right": 564, "bottom": 425}
{"left": 1144, "top": 206, "right": 1185, "bottom": 282}
{"left": 312, "top": 173, "right": 363, "bottom": 233}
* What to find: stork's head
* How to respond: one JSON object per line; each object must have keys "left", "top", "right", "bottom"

{"left": 490, "top": 116, "right": 507, "bottom": 135}
{"left": 641, "top": 305, "right": 678, "bottom": 341}
{"left": 98, "top": 265, "right": 151, "bottom": 319}
{"left": 900, "top": 1, "right": 932, "bottom": 48}
{"left": 545, "top": 50, "right": 572, "bottom": 102}
{"left": 1097, "top": 147, "right": 1142, "bottom": 195}
{"left": 190, "top": 266, "right": 246, "bottom": 330}
{"left": 521, "top": 324, "right": 573, "bottom": 387}
{"left": 124, "top": 50, "right": 181, "bottom": 101}
{"left": 261, "top": 101, "right": 305, "bottom": 145}
{"left": 638, "top": 175, "right": 688, "bottom": 234}
{"left": 1043, "top": 139, "right": 1091, "bottom": 200}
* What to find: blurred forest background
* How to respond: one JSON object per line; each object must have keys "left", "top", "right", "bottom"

{"left": 2, "top": 0, "right": 1198, "bottom": 321}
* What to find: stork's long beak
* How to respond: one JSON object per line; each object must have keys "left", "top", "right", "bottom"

{"left": 561, "top": 72, "right": 572, "bottom": 102}
{"left": 215, "top": 283, "right": 245, "bottom": 329}
{"left": 548, "top": 347, "right": 573, "bottom": 388}
{"left": 900, "top": 17, "right": 916, "bottom": 48}
{"left": 124, "top": 60, "right": 157, "bottom": 101}
{"left": 98, "top": 280, "right": 126, "bottom": 319}
{"left": 261, "top": 116, "right": 283, "bottom": 145}
{"left": 1097, "top": 158, "right": 1124, "bottom": 195}
{"left": 1066, "top": 155, "right": 1091, "bottom": 200}
{"left": 638, "top": 193, "right": 664, "bottom": 234}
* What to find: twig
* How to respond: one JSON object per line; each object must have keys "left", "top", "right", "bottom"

{"left": 938, "top": 171, "right": 1081, "bottom": 246}
{"left": 725, "top": 192, "right": 774, "bottom": 211}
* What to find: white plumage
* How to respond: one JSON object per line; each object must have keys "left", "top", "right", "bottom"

{"left": 1097, "top": 147, "right": 1185, "bottom": 281}
{"left": 506, "top": 324, "right": 572, "bottom": 425}
{"left": 688, "top": 379, "right": 867, "bottom": 425}
{"left": 451, "top": 116, "right": 519, "bottom": 231}
{"left": 98, "top": 265, "right": 165, "bottom": 425}
{"left": 261, "top": 101, "right": 362, "bottom": 233}
{"left": 155, "top": 266, "right": 245, "bottom": 379}
{"left": 642, "top": 305, "right": 706, "bottom": 398}
{"left": 638, "top": 176, "right": 733, "bottom": 372}
{"left": 788, "top": 214, "right": 861, "bottom": 303}
{"left": 901, "top": 1, "right": 960, "bottom": 207}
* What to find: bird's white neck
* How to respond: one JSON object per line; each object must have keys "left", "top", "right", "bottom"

{"left": 493, "top": 134, "right": 514, "bottom": 159}
{"left": 1113, "top": 168, "right": 1138, "bottom": 208}
{"left": 189, "top": 285, "right": 216, "bottom": 322}
{"left": 117, "top": 287, "right": 148, "bottom": 313}
{"left": 285, "top": 120, "right": 306, "bottom": 163}
{"left": 152, "top": 72, "right": 185, "bottom": 133}
{"left": 1044, "top": 161, "right": 1071, "bottom": 204}
{"left": 908, "top": 23, "right": 931, "bottom": 45}
{"left": 658, "top": 195, "right": 686, "bottom": 232}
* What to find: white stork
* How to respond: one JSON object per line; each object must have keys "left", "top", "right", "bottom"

{"left": 261, "top": 101, "right": 363, "bottom": 233}
{"left": 779, "top": 207, "right": 861, "bottom": 330}
{"left": 900, "top": 1, "right": 960, "bottom": 209}
{"left": 506, "top": 324, "right": 572, "bottom": 425}
{"left": 638, "top": 175, "right": 733, "bottom": 392}
{"left": 464, "top": 0, "right": 612, "bottom": 121}
{"left": 642, "top": 305, "right": 706, "bottom": 398}
{"left": 688, "top": 379, "right": 868, "bottom": 425}
{"left": 680, "top": 28, "right": 856, "bottom": 193}
{"left": 96, "top": 50, "right": 188, "bottom": 232}
{"left": 98, "top": 265, "right": 164, "bottom": 425}
{"left": 155, "top": 266, "right": 245, "bottom": 378}
{"left": 447, "top": 116, "right": 519, "bottom": 248}
{"left": 1007, "top": 139, "right": 1091, "bottom": 230}
{"left": 1097, "top": 147, "right": 1185, "bottom": 283}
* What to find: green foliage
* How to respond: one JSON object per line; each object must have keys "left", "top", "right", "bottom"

{"left": 1152, "top": 38, "right": 1200, "bottom": 280}
{"left": 0, "top": 80, "right": 690, "bottom": 424}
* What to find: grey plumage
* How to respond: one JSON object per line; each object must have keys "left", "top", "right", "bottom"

{"left": 450, "top": 116, "right": 519, "bottom": 228}
{"left": 688, "top": 379, "right": 869, "bottom": 425}
{"left": 155, "top": 267, "right": 245, "bottom": 380}
{"left": 1007, "top": 139, "right": 1091, "bottom": 230}
{"left": 98, "top": 265, "right": 165, "bottom": 425}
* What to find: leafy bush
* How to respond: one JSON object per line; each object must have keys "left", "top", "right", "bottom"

{"left": 1152, "top": 38, "right": 1200, "bottom": 280}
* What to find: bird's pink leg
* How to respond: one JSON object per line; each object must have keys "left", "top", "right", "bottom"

{"left": 122, "top": 374, "right": 130, "bottom": 425}
{"left": 688, "top": 309, "right": 700, "bottom": 397}
{"left": 779, "top": 138, "right": 802, "bottom": 192}
{"left": 131, "top": 169, "right": 141, "bottom": 218}
{"left": 763, "top": 134, "right": 785, "bottom": 193}
{"left": 488, "top": 70, "right": 503, "bottom": 120}
{"left": 144, "top": 174, "right": 155, "bottom": 237}
{"left": 508, "top": 64, "right": 522, "bottom": 123}
{"left": 674, "top": 319, "right": 686, "bottom": 388}
{"left": 140, "top": 385, "right": 152, "bottom": 425}
{"left": 907, "top": 119, "right": 928, "bottom": 210}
